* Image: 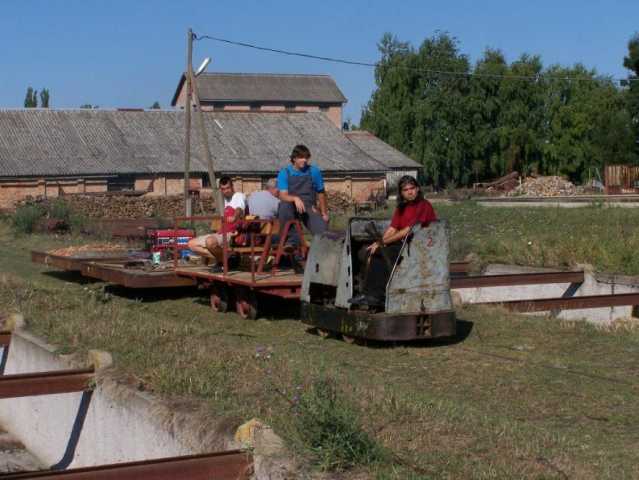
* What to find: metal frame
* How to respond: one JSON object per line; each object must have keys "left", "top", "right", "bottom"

{"left": 0, "top": 330, "right": 10, "bottom": 347}
{"left": 3, "top": 450, "right": 253, "bottom": 480}
{"left": 31, "top": 251, "right": 131, "bottom": 273}
{"left": 451, "top": 271, "right": 584, "bottom": 289}
{"left": 481, "top": 292, "right": 639, "bottom": 312}
{"left": 301, "top": 302, "right": 456, "bottom": 341}
{"left": 81, "top": 262, "right": 196, "bottom": 289}
{"left": 0, "top": 368, "right": 94, "bottom": 399}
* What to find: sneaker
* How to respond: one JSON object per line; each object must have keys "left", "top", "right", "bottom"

{"left": 348, "top": 294, "right": 384, "bottom": 307}
{"left": 209, "top": 263, "right": 224, "bottom": 273}
{"left": 292, "top": 256, "right": 305, "bottom": 275}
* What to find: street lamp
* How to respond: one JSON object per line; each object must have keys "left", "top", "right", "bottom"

{"left": 195, "top": 57, "right": 211, "bottom": 77}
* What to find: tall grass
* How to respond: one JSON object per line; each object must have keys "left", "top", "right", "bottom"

{"left": 12, "top": 205, "right": 45, "bottom": 234}
{"left": 276, "top": 376, "right": 387, "bottom": 472}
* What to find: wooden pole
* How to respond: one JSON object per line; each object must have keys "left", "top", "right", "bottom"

{"left": 183, "top": 28, "right": 194, "bottom": 217}
{"left": 191, "top": 79, "right": 223, "bottom": 212}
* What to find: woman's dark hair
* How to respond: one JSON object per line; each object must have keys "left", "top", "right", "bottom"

{"left": 219, "top": 176, "right": 233, "bottom": 187}
{"left": 290, "top": 144, "right": 311, "bottom": 162}
{"left": 397, "top": 175, "right": 423, "bottom": 211}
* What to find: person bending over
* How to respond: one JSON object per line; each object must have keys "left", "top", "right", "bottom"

{"left": 348, "top": 175, "right": 437, "bottom": 308}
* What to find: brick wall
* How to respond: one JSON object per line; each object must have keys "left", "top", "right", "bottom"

{"left": 0, "top": 173, "right": 384, "bottom": 209}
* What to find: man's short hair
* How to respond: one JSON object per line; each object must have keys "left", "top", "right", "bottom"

{"left": 265, "top": 178, "right": 278, "bottom": 189}
{"left": 219, "top": 176, "right": 233, "bottom": 187}
{"left": 290, "top": 144, "right": 311, "bottom": 162}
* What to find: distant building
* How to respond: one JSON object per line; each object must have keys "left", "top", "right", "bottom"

{"left": 0, "top": 109, "right": 423, "bottom": 209}
{"left": 171, "top": 73, "right": 347, "bottom": 128}
{"left": 345, "top": 131, "right": 421, "bottom": 190}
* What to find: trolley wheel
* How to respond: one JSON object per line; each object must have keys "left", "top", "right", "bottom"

{"left": 236, "top": 288, "right": 258, "bottom": 320}
{"left": 210, "top": 283, "right": 231, "bottom": 313}
{"left": 317, "top": 328, "right": 332, "bottom": 339}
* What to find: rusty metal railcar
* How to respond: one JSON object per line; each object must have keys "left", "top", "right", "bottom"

{"left": 300, "top": 218, "right": 456, "bottom": 342}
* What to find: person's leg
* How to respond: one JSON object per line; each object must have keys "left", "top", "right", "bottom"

{"left": 205, "top": 234, "right": 224, "bottom": 265}
{"left": 188, "top": 235, "right": 214, "bottom": 259}
{"left": 304, "top": 211, "right": 328, "bottom": 237}
{"left": 361, "top": 243, "right": 403, "bottom": 303}
{"left": 277, "top": 202, "right": 300, "bottom": 246}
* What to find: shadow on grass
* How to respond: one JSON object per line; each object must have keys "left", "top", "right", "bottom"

{"left": 41, "top": 271, "right": 100, "bottom": 285}
{"left": 191, "top": 291, "right": 302, "bottom": 321}
{"left": 103, "top": 285, "right": 201, "bottom": 303}
{"left": 304, "top": 318, "right": 474, "bottom": 349}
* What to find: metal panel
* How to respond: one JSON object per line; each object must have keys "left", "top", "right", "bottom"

{"left": 334, "top": 224, "right": 355, "bottom": 309}
{"left": 386, "top": 220, "right": 452, "bottom": 315}
{"left": 301, "top": 231, "right": 344, "bottom": 302}
{"left": 3, "top": 450, "right": 253, "bottom": 480}
{"left": 301, "top": 303, "right": 456, "bottom": 341}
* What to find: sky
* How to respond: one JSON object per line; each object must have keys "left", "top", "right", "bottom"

{"left": 1, "top": 0, "right": 637, "bottom": 123}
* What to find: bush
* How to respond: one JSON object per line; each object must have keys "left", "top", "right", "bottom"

{"left": 280, "top": 377, "right": 387, "bottom": 472}
{"left": 48, "top": 198, "right": 72, "bottom": 221}
{"left": 13, "top": 205, "right": 45, "bottom": 234}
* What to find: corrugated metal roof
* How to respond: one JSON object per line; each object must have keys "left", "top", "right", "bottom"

{"left": 171, "top": 73, "right": 347, "bottom": 106}
{"left": 0, "top": 109, "right": 387, "bottom": 178}
{"left": 345, "top": 131, "right": 422, "bottom": 170}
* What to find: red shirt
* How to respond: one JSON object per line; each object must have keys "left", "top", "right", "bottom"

{"left": 221, "top": 205, "right": 240, "bottom": 234}
{"left": 390, "top": 198, "right": 437, "bottom": 230}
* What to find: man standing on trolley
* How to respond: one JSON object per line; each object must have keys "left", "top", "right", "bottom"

{"left": 277, "top": 144, "right": 329, "bottom": 248}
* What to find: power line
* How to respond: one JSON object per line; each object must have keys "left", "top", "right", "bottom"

{"left": 194, "top": 33, "right": 638, "bottom": 85}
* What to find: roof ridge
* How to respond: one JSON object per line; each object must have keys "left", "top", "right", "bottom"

{"left": 198, "top": 72, "right": 334, "bottom": 78}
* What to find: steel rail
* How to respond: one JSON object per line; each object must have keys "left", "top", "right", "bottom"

{"left": 0, "top": 368, "right": 95, "bottom": 399}
{"left": 3, "top": 450, "right": 253, "bottom": 480}
{"left": 451, "top": 271, "right": 584, "bottom": 289}
{"left": 449, "top": 261, "right": 470, "bottom": 274}
{"left": 480, "top": 292, "right": 639, "bottom": 312}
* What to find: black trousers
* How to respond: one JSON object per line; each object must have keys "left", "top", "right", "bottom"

{"left": 278, "top": 202, "right": 327, "bottom": 246}
{"left": 358, "top": 243, "right": 403, "bottom": 299}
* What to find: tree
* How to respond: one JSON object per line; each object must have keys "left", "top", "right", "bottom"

{"left": 24, "top": 87, "right": 37, "bottom": 108}
{"left": 623, "top": 32, "right": 639, "bottom": 157}
{"left": 362, "top": 32, "right": 636, "bottom": 187}
{"left": 79, "top": 104, "right": 98, "bottom": 109}
{"left": 149, "top": 101, "right": 161, "bottom": 109}
{"left": 39, "top": 89, "right": 50, "bottom": 108}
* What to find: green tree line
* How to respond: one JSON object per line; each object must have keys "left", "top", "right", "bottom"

{"left": 24, "top": 87, "right": 50, "bottom": 108}
{"left": 361, "top": 32, "right": 639, "bottom": 188}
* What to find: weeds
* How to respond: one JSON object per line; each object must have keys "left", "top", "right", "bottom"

{"left": 12, "top": 204, "right": 45, "bottom": 234}
{"left": 277, "top": 376, "right": 387, "bottom": 472}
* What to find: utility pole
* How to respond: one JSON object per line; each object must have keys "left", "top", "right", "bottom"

{"left": 191, "top": 78, "right": 223, "bottom": 211}
{"left": 183, "top": 28, "right": 194, "bottom": 217}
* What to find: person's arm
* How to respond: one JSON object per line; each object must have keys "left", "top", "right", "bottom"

{"left": 280, "top": 190, "right": 306, "bottom": 213}
{"left": 312, "top": 167, "right": 328, "bottom": 221}
{"left": 229, "top": 194, "right": 247, "bottom": 222}
{"left": 317, "top": 192, "right": 328, "bottom": 221}
{"left": 366, "top": 225, "right": 410, "bottom": 254}
{"left": 277, "top": 168, "right": 305, "bottom": 213}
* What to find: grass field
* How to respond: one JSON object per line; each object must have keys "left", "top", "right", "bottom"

{"left": 436, "top": 202, "right": 639, "bottom": 275}
{"left": 1, "top": 205, "right": 639, "bottom": 478}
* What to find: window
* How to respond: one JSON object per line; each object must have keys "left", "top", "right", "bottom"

{"left": 107, "top": 175, "right": 135, "bottom": 192}
{"left": 285, "top": 104, "right": 295, "bottom": 112}
{"left": 250, "top": 103, "right": 261, "bottom": 111}
{"left": 212, "top": 102, "right": 225, "bottom": 111}
{"left": 320, "top": 105, "right": 329, "bottom": 112}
